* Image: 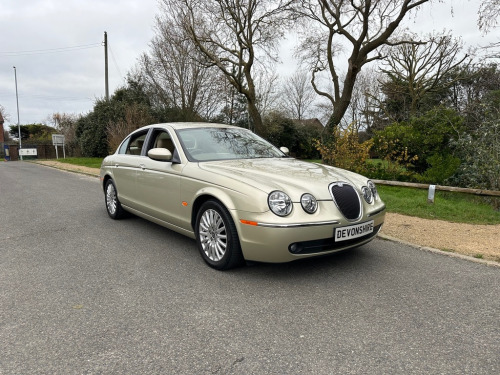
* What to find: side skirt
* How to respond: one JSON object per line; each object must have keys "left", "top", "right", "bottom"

{"left": 122, "top": 204, "right": 196, "bottom": 239}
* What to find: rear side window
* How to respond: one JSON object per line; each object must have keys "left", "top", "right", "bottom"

{"left": 118, "top": 137, "right": 130, "bottom": 154}
{"left": 118, "top": 131, "right": 149, "bottom": 155}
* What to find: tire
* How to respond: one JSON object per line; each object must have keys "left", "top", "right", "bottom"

{"left": 195, "top": 200, "right": 244, "bottom": 270}
{"left": 104, "top": 179, "right": 126, "bottom": 219}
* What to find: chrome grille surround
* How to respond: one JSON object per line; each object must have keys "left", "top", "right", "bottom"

{"left": 329, "top": 181, "right": 362, "bottom": 222}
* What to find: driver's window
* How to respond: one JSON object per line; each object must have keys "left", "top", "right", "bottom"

{"left": 152, "top": 131, "right": 175, "bottom": 154}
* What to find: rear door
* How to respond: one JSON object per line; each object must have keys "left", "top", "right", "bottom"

{"left": 112, "top": 129, "right": 150, "bottom": 208}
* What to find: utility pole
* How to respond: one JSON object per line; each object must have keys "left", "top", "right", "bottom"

{"left": 104, "top": 31, "right": 109, "bottom": 101}
{"left": 13, "top": 66, "right": 22, "bottom": 160}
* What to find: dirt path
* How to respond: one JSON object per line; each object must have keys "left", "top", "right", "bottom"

{"left": 34, "top": 160, "right": 500, "bottom": 263}
{"left": 381, "top": 213, "right": 500, "bottom": 262}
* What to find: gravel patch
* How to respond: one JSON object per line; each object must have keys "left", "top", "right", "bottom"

{"left": 381, "top": 213, "right": 500, "bottom": 263}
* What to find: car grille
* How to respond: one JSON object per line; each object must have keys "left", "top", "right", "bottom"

{"left": 329, "top": 182, "right": 361, "bottom": 221}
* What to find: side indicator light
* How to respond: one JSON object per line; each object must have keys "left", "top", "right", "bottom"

{"left": 182, "top": 201, "right": 188, "bottom": 207}
{"left": 240, "top": 220, "right": 258, "bottom": 226}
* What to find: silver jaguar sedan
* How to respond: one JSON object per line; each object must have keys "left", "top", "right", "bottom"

{"left": 100, "top": 123, "right": 385, "bottom": 270}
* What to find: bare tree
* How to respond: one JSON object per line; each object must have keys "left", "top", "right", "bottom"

{"left": 477, "top": 0, "right": 500, "bottom": 59}
{"left": 0, "top": 104, "right": 9, "bottom": 121}
{"left": 51, "top": 113, "right": 78, "bottom": 143}
{"left": 296, "top": 0, "right": 431, "bottom": 131}
{"left": 51, "top": 112, "right": 80, "bottom": 155}
{"left": 342, "top": 67, "right": 382, "bottom": 132}
{"left": 164, "top": 0, "right": 297, "bottom": 135}
{"left": 281, "top": 70, "right": 317, "bottom": 120}
{"left": 215, "top": 69, "right": 280, "bottom": 130}
{"left": 379, "top": 31, "right": 470, "bottom": 118}
{"left": 106, "top": 104, "right": 155, "bottom": 152}
{"left": 478, "top": 0, "right": 500, "bottom": 33}
{"left": 140, "top": 11, "right": 223, "bottom": 120}
{"left": 254, "top": 69, "right": 281, "bottom": 118}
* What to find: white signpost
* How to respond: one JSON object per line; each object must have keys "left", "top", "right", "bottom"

{"left": 52, "top": 134, "right": 65, "bottom": 159}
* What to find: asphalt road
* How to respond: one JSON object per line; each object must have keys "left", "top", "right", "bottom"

{"left": 1, "top": 161, "right": 499, "bottom": 375}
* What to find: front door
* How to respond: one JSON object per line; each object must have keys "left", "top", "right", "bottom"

{"left": 135, "top": 129, "right": 184, "bottom": 228}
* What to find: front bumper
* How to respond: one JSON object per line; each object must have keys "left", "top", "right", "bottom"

{"left": 233, "top": 203, "right": 386, "bottom": 263}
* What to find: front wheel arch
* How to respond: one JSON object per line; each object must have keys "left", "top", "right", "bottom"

{"left": 194, "top": 199, "right": 244, "bottom": 270}
{"left": 190, "top": 194, "right": 235, "bottom": 231}
{"left": 102, "top": 174, "right": 112, "bottom": 192}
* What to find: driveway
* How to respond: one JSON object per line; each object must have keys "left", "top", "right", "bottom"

{"left": 1, "top": 161, "right": 499, "bottom": 374}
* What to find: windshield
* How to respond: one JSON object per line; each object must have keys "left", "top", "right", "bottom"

{"left": 176, "top": 127, "right": 285, "bottom": 162}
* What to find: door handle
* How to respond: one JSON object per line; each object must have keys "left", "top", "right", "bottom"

{"left": 140, "top": 164, "right": 146, "bottom": 170}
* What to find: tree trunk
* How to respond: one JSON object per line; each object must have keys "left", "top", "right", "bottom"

{"left": 247, "top": 100, "right": 264, "bottom": 135}
{"left": 326, "top": 62, "right": 362, "bottom": 130}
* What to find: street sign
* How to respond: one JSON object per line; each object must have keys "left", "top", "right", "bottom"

{"left": 52, "top": 134, "right": 65, "bottom": 146}
{"left": 52, "top": 134, "right": 66, "bottom": 159}
{"left": 19, "top": 148, "right": 37, "bottom": 156}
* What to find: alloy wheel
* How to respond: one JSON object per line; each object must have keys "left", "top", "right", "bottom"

{"left": 198, "top": 208, "right": 227, "bottom": 261}
{"left": 106, "top": 183, "right": 117, "bottom": 215}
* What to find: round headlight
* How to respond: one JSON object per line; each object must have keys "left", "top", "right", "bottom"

{"left": 268, "top": 191, "right": 292, "bottom": 216}
{"left": 368, "top": 180, "right": 378, "bottom": 201}
{"left": 362, "top": 186, "right": 373, "bottom": 204}
{"left": 301, "top": 193, "right": 318, "bottom": 214}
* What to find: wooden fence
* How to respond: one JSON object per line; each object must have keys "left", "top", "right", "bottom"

{"left": 373, "top": 179, "right": 500, "bottom": 198}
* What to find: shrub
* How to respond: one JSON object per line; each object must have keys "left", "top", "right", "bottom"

{"left": 263, "top": 112, "right": 321, "bottom": 159}
{"left": 316, "top": 123, "right": 372, "bottom": 174}
{"left": 449, "top": 118, "right": 500, "bottom": 192}
{"left": 420, "top": 153, "right": 461, "bottom": 184}
{"left": 370, "top": 135, "right": 419, "bottom": 181}
{"left": 372, "top": 106, "right": 464, "bottom": 182}
{"left": 76, "top": 100, "right": 124, "bottom": 157}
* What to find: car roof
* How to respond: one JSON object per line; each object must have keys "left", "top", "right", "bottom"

{"left": 143, "top": 122, "right": 241, "bottom": 131}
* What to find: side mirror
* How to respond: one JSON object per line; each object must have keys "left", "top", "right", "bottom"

{"left": 280, "top": 147, "right": 290, "bottom": 156}
{"left": 148, "top": 147, "right": 172, "bottom": 162}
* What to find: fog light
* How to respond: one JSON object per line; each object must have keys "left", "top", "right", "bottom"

{"left": 289, "top": 243, "right": 303, "bottom": 254}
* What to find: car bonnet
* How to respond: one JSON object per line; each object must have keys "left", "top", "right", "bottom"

{"left": 197, "top": 158, "right": 367, "bottom": 201}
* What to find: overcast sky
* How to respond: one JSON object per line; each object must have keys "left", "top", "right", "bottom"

{"left": 0, "top": 0, "right": 497, "bottom": 127}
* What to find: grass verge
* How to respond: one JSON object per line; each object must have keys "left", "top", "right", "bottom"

{"left": 377, "top": 185, "right": 500, "bottom": 225}
{"left": 56, "top": 157, "right": 103, "bottom": 169}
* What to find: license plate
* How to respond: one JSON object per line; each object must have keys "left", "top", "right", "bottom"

{"left": 335, "top": 220, "right": 374, "bottom": 242}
